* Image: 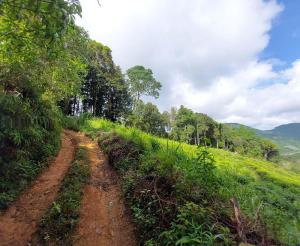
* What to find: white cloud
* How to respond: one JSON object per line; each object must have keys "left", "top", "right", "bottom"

{"left": 76, "top": 0, "right": 300, "bottom": 129}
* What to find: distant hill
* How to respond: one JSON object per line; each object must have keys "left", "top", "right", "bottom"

{"left": 265, "top": 123, "right": 300, "bottom": 140}
{"left": 225, "top": 123, "right": 300, "bottom": 156}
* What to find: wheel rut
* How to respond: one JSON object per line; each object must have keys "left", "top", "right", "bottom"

{"left": 74, "top": 133, "right": 136, "bottom": 246}
{"left": 0, "top": 130, "right": 77, "bottom": 246}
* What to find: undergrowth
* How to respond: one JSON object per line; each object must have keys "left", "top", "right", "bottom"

{"left": 62, "top": 113, "right": 92, "bottom": 132}
{"left": 0, "top": 94, "right": 61, "bottom": 209}
{"left": 37, "top": 147, "right": 90, "bottom": 245}
{"left": 82, "top": 118, "right": 300, "bottom": 245}
{"left": 98, "top": 131, "right": 235, "bottom": 245}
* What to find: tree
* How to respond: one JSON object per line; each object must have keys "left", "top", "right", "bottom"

{"left": 126, "top": 65, "right": 162, "bottom": 107}
{"left": 64, "top": 40, "right": 132, "bottom": 121}
{"left": 260, "top": 139, "right": 279, "bottom": 161}
{"left": 128, "top": 101, "right": 166, "bottom": 136}
{"left": 161, "top": 111, "right": 171, "bottom": 132}
{"left": 170, "top": 106, "right": 195, "bottom": 144}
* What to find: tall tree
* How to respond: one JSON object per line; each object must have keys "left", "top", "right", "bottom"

{"left": 78, "top": 41, "right": 131, "bottom": 121}
{"left": 126, "top": 65, "right": 162, "bottom": 107}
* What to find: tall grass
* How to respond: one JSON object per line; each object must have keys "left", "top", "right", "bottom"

{"left": 82, "top": 118, "right": 300, "bottom": 244}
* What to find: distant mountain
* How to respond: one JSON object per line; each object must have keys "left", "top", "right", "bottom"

{"left": 225, "top": 123, "right": 300, "bottom": 156}
{"left": 265, "top": 123, "right": 300, "bottom": 140}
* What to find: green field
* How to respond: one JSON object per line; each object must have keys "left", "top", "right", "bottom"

{"left": 81, "top": 118, "right": 300, "bottom": 245}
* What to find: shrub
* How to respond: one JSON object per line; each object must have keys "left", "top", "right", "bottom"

{"left": 0, "top": 94, "right": 61, "bottom": 209}
{"left": 160, "top": 202, "right": 232, "bottom": 245}
{"left": 62, "top": 113, "right": 93, "bottom": 131}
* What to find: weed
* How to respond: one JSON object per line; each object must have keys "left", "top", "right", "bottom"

{"left": 37, "top": 147, "right": 90, "bottom": 245}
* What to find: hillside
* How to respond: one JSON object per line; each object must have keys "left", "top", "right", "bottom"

{"left": 80, "top": 118, "right": 300, "bottom": 245}
{"left": 1, "top": 1, "right": 300, "bottom": 245}
{"left": 226, "top": 123, "right": 300, "bottom": 155}
{"left": 267, "top": 123, "right": 300, "bottom": 140}
{"left": 259, "top": 123, "right": 300, "bottom": 155}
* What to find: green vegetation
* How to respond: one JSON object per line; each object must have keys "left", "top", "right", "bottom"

{"left": 38, "top": 147, "right": 90, "bottom": 245}
{"left": 1, "top": 1, "right": 299, "bottom": 245}
{"left": 0, "top": 0, "right": 86, "bottom": 209}
{"left": 81, "top": 118, "right": 300, "bottom": 245}
{"left": 63, "top": 41, "right": 132, "bottom": 120}
{"left": 0, "top": 0, "right": 131, "bottom": 209}
{"left": 0, "top": 95, "right": 61, "bottom": 209}
{"left": 136, "top": 105, "right": 279, "bottom": 161}
{"left": 227, "top": 123, "right": 300, "bottom": 170}
{"left": 281, "top": 153, "right": 300, "bottom": 172}
{"left": 126, "top": 65, "right": 162, "bottom": 104}
{"left": 127, "top": 101, "right": 167, "bottom": 137}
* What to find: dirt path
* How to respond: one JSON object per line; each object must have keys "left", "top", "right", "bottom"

{"left": 0, "top": 131, "right": 77, "bottom": 246}
{"left": 74, "top": 133, "right": 136, "bottom": 246}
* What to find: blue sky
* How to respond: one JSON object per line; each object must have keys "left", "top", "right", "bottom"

{"left": 263, "top": 0, "right": 300, "bottom": 65}
{"left": 78, "top": 0, "right": 300, "bottom": 130}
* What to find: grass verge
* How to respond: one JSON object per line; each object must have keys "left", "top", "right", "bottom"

{"left": 37, "top": 147, "right": 90, "bottom": 245}
{"left": 81, "top": 118, "right": 300, "bottom": 245}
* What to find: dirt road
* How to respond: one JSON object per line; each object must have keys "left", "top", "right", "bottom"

{"left": 74, "top": 133, "right": 136, "bottom": 246}
{"left": 0, "top": 131, "right": 77, "bottom": 246}
{"left": 0, "top": 131, "right": 136, "bottom": 246}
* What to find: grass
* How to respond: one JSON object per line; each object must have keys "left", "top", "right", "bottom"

{"left": 37, "top": 147, "right": 90, "bottom": 245}
{"left": 81, "top": 118, "right": 300, "bottom": 245}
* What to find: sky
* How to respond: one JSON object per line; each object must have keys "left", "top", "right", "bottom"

{"left": 76, "top": 0, "right": 300, "bottom": 130}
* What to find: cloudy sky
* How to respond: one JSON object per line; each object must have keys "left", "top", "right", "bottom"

{"left": 76, "top": 0, "right": 300, "bottom": 130}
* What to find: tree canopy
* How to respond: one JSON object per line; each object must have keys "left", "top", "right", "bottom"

{"left": 126, "top": 65, "right": 162, "bottom": 105}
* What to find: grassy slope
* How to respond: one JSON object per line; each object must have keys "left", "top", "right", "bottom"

{"left": 83, "top": 119, "right": 300, "bottom": 245}
{"left": 225, "top": 122, "right": 300, "bottom": 171}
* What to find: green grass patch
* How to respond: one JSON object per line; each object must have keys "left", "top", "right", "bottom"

{"left": 37, "top": 147, "right": 90, "bottom": 245}
{"left": 81, "top": 118, "right": 300, "bottom": 245}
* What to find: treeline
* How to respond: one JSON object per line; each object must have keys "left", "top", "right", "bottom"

{"left": 127, "top": 103, "right": 279, "bottom": 161}
{"left": 61, "top": 41, "right": 132, "bottom": 121}
{"left": 164, "top": 106, "right": 279, "bottom": 161}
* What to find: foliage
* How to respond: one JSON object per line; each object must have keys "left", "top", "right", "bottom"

{"left": 127, "top": 101, "right": 166, "bottom": 137}
{"left": 0, "top": 94, "right": 61, "bottom": 209}
{"left": 86, "top": 120, "right": 231, "bottom": 244}
{"left": 82, "top": 118, "right": 300, "bottom": 245}
{"left": 63, "top": 40, "right": 132, "bottom": 121}
{"left": 62, "top": 112, "right": 93, "bottom": 131}
{"left": 126, "top": 65, "right": 162, "bottom": 105}
{"left": 0, "top": 0, "right": 88, "bottom": 209}
{"left": 164, "top": 105, "right": 279, "bottom": 161}
{"left": 160, "top": 202, "right": 232, "bottom": 245}
{"left": 38, "top": 147, "right": 90, "bottom": 245}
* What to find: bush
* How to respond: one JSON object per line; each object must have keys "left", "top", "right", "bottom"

{"left": 160, "top": 202, "right": 232, "bottom": 245}
{"left": 0, "top": 94, "right": 61, "bottom": 209}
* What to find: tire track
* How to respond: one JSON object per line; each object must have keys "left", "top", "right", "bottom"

{"left": 0, "top": 130, "right": 77, "bottom": 246}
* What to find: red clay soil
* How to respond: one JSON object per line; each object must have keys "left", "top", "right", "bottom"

{"left": 74, "top": 133, "right": 137, "bottom": 246}
{"left": 0, "top": 130, "right": 77, "bottom": 246}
